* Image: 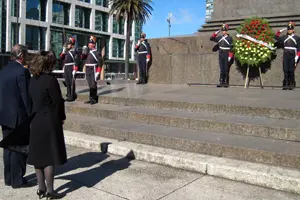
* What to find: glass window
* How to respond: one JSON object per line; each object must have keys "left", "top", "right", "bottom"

{"left": 52, "top": 1, "right": 70, "bottom": 25}
{"left": 26, "top": 0, "right": 47, "bottom": 21}
{"left": 26, "top": 25, "right": 46, "bottom": 50}
{"left": 11, "top": 23, "right": 19, "bottom": 46}
{"left": 11, "top": 0, "right": 19, "bottom": 17}
{"left": 113, "top": 15, "right": 125, "bottom": 35}
{"left": 50, "top": 31, "right": 63, "bottom": 57}
{"left": 105, "top": 38, "right": 109, "bottom": 59}
{"left": 95, "top": 11, "right": 108, "bottom": 32}
{"left": 95, "top": 0, "right": 108, "bottom": 7}
{"left": 135, "top": 21, "right": 142, "bottom": 42}
{"left": 75, "top": 6, "right": 91, "bottom": 29}
{"left": 78, "top": 0, "right": 91, "bottom": 3}
{"left": 0, "top": 0, "right": 6, "bottom": 53}
{"left": 112, "top": 38, "right": 125, "bottom": 58}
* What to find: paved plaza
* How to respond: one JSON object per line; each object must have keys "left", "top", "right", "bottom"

{"left": 0, "top": 146, "right": 299, "bottom": 200}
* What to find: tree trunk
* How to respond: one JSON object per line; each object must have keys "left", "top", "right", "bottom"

{"left": 124, "top": 16, "right": 131, "bottom": 80}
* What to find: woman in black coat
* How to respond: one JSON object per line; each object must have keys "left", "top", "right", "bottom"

{"left": 28, "top": 51, "right": 67, "bottom": 199}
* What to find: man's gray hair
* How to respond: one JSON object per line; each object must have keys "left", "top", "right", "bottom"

{"left": 11, "top": 44, "right": 28, "bottom": 60}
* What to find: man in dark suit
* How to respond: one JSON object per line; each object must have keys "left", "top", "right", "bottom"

{"left": 0, "top": 44, "right": 32, "bottom": 188}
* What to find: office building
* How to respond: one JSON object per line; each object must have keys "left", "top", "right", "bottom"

{"left": 0, "top": 0, "right": 143, "bottom": 74}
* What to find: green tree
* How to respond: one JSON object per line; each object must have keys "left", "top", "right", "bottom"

{"left": 109, "top": 0, "right": 153, "bottom": 80}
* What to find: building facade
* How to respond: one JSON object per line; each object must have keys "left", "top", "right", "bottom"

{"left": 205, "top": 0, "right": 214, "bottom": 20}
{"left": 1, "top": 0, "right": 142, "bottom": 75}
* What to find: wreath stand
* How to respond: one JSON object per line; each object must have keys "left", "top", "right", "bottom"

{"left": 244, "top": 65, "right": 264, "bottom": 89}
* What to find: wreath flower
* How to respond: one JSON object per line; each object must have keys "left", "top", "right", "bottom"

{"left": 233, "top": 17, "right": 276, "bottom": 67}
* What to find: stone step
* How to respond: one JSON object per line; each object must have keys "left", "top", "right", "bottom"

{"left": 64, "top": 130, "right": 300, "bottom": 195}
{"left": 64, "top": 114, "right": 300, "bottom": 169}
{"left": 72, "top": 94, "right": 300, "bottom": 120}
{"left": 65, "top": 102, "right": 300, "bottom": 142}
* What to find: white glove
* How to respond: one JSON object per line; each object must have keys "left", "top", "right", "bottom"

{"left": 137, "top": 40, "right": 141, "bottom": 45}
{"left": 62, "top": 46, "right": 67, "bottom": 54}
{"left": 279, "top": 28, "right": 287, "bottom": 33}
{"left": 295, "top": 56, "right": 299, "bottom": 64}
{"left": 228, "top": 57, "right": 231, "bottom": 62}
{"left": 95, "top": 72, "right": 100, "bottom": 77}
{"left": 146, "top": 59, "right": 150, "bottom": 63}
{"left": 72, "top": 70, "right": 76, "bottom": 77}
{"left": 82, "top": 46, "right": 88, "bottom": 54}
{"left": 215, "top": 30, "right": 221, "bottom": 35}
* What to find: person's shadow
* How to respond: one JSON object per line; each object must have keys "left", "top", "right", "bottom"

{"left": 55, "top": 151, "right": 133, "bottom": 196}
{"left": 24, "top": 151, "right": 111, "bottom": 186}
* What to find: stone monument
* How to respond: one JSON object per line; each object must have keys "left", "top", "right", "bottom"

{"left": 147, "top": 0, "right": 300, "bottom": 86}
{"left": 200, "top": 0, "right": 300, "bottom": 33}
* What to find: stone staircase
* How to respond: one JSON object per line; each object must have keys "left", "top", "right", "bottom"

{"left": 62, "top": 86, "right": 300, "bottom": 193}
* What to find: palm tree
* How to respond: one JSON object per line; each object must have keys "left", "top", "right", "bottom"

{"left": 109, "top": 0, "right": 153, "bottom": 80}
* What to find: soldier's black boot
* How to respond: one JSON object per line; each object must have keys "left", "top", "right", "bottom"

{"left": 282, "top": 74, "right": 288, "bottom": 90}
{"left": 136, "top": 72, "right": 143, "bottom": 85}
{"left": 142, "top": 72, "right": 147, "bottom": 84}
{"left": 289, "top": 73, "right": 295, "bottom": 90}
{"left": 224, "top": 74, "right": 229, "bottom": 88}
{"left": 90, "top": 87, "right": 98, "bottom": 105}
{"left": 217, "top": 73, "right": 223, "bottom": 87}
{"left": 84, "top": 88, "right": 92, "bottom": 104}
{"left": 65, "top": 86, "right": 73, "bottom": 102}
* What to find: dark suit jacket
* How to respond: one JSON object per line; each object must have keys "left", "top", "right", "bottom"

{"left": 0, "top": 60, "right": 32, "bottom": 129}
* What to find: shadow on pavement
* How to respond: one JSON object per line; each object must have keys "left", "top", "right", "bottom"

{"left": 97, "top": 87, "right": 126, "bottom": 96}
{"left": 56, "top": 151, "right": 133, "bottom": 196}
{"left": 76, "top": 86, "right": 106, "bottom": 94}
{"left": 24, "top": 152, "right": 110, "bottom": 189}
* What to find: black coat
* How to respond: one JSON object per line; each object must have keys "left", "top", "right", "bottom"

{"left": 27, "top": 73, "right": 67, "bottom": 166}
{"left": 0, "top": 60, "right": 31, "bottom": 150}
{"left": 0, "top": 60, "right": 32, "bottom": 129}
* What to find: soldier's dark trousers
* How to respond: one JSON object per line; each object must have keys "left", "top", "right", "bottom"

{"left": 218, "top": 51, "right": 229, "bottom": 87}
{"left": 283, "top": 52, "right": 296, "bottom": 90}
{"left": 64, "top": 65, "right": 75, "bottom": 100}
{"left": 137, "top": 55, "right": 147, "bottom": 84}
{"left": 85, "top": 65, "right": 98, "bottom": 103}
{"left": 2, "top": 126, "right": 27, "bottom": 188}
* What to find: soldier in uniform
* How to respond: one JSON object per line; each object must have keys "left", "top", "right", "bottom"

{"left": 81, "top": 35, "right": 103, "bottom": 104}
{"left": 135, "top": 32, "right": 151, "bottom": 85}
{"left": 275, "top": 21, "right": 300, "bottom": 90}
{"left": 60, "top": 37, "right": 79, "bottom": 101}
{"left": 210, "top": 23, "right": 234, "bottom": 87}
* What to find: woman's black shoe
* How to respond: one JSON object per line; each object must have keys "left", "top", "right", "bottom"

{"left": 45, "top": 192, "right": 65, "bottom": 199}
{"left": 37, "top": 189, "right": 46, "bottom": 199}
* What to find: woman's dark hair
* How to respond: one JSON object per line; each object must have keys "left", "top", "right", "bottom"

{"left": 29, "top": 51, "right": 56, "bottom": 76}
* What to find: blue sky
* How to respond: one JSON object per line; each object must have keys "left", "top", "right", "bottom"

{"left": 143, "top": 0, "right": 206, "bottom": 38}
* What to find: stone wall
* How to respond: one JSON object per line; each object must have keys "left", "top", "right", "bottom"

{"left": 147, "top": 34, "right": 294, "bottom": 86}
{"left": 211, "top": 0, "right": 300, "bottom": 19}
{"left": 147, "top": 0, "right": 300, "bottom": 86}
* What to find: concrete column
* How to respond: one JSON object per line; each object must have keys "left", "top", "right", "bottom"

{"left": 100, "top": 39, "right": 106, "bottom": 80}
{"left": 46, "top": 0, "right": 53, "bottom": 50}
{"left": 46, "top": 0, "right": 53, "bottom": 23}
{"left": 108, "top": 13, "right": 113, "bottom": 34}
{"left": 90, "top": 8, "right": 95, "bottom": 30}
{"left": 5, "top": 0, "right": 12, "bottom": 51}
{"left": 70, "top": 3, "right": 75, "bottom": 27}
{"left": 19, "top": 0, "right": 26, "bottom": 46}
{"left": 131, "top": 21, "right": 136, "bottom": 60}
{"left": 109, "top": 36, "right": 113, "bottom": 59}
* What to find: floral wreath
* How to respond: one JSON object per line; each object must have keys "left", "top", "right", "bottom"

{"left": 233, "top": 17, "right": 276, "bottom": 67}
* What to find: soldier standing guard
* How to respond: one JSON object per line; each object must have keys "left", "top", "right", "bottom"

{"left": 275, "top": 21, "right": 300, "bottom": 90}
{"left": 81, "top": 35, "right": 103, "bottom": 104}
{"left": 60, "top": 37, "right": 79, "bottom": 102}
{"left": 210, "top": 23, "right": 234, "bottom": 87}
{"left": 135, "top": 32, "right": 151, "bottom": 85}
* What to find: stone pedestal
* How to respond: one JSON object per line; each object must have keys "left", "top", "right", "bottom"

{"left": 147, "top": 0, "right": 300, "bottom": 85}
{"left": 199, "top": 0, "right": 300, "bottom": 32}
